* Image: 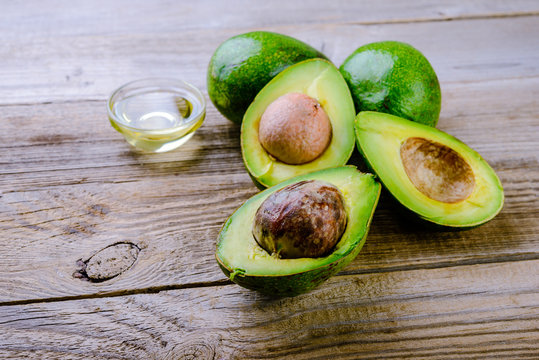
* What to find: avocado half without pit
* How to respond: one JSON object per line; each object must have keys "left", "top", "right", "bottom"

{"left": 241, "top": 59, "right": 356, "bottom": 188}
{"left": 355, "top": 111, "right": 504, "bottom": 228}
{"left": 216, "top": 166, "right": 381, "bottom": 297}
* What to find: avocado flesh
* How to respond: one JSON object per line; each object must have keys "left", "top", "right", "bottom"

{"left": 207, "top": 31, "right": 328, "bottom": 124}
{"left": 242, "top": 59, "right": 356, "bottom": 188}
{"left": 340, "top": 41, "right": 441, "bottom": 127}
{"left": 355, "top": 111, "right": 504, "bottom": 227}
{"left": 216, "top": 166, "right": 381, "bottom": 297}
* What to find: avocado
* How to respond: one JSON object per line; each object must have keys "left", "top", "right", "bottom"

{"left": 355, "top": 111, "right": 503, "bottom": 228}
{"left": 340, "top": 41, "right": 441, "bottom": 127}
{"left": 216, "top": 166, "right": 381, "bottom": 297}
{"left": 242, "top": 59, "right": 356, "bottom": 188}
{"left": 207, "top": 31, "right": 328, "bottom": 124}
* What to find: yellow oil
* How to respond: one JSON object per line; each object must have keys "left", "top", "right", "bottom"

{"left": 110, "top": 90, "right": 205, "bottom": 152}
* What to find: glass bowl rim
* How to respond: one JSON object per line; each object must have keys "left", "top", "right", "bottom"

{"left": 107, "top": 77, "right": 206, "bottom": 132}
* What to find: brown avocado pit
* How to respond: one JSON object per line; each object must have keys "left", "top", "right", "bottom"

{"left": 258, "top": 92, "right": 332, "bottom": 165}
{"left": 252, "top": 180, "right": 347, "bottom": 259}
{"left": 400, "top": 137, "right": 475, "bottom": 203}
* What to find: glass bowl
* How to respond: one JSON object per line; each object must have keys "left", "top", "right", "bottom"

{"left": 108, "top": 78, "right": 206, "bottom": 153}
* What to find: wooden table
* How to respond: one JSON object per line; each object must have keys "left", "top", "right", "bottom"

{"left": 1, "top": 1, "right": 538, "bottom": 358}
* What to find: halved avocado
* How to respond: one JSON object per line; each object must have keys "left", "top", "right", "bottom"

{"left": 241, "top": 59, "right": 356, "bottom": 188}
{"left": 355, "top": 111, "right": 504, "bottom": 228}
{"left": 216, "top": 166, "right": 381, "bottom": 297}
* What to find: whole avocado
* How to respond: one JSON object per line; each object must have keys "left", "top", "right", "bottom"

{"left": 207, "top": 31, "right": 328, "bottom": 124}
{"left": 340, "top": 41, "right": 441, "bottom": 127}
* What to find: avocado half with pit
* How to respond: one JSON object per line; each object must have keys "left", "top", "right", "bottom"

{"left": 216, "top": 166, "right": 381, "bottom": 297}
{"left": 355, "top": 111, "right": 504, "bottom": 228}
{"left": 241, "top": 59, "right": 356, "bottom": 188}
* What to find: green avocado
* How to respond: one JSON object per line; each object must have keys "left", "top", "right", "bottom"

{"left": 216, "top": 166, "right": 381, "bottom": 297}
{"left": 355, "top": 111, "right": 503, "bottom": 228}
{"left": 242, "top": 58, "right": 356, "bottom": 188}
{"left": 207, "top": 31, "right": 328, "bottom": 124}
{"left": 340, "top": 41, "right": 441, "bottom": 127}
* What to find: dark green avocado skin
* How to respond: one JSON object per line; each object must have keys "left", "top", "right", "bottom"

{"left": 216, "top": 234, "right": 367, "bottom": 298}
{"left": 217, "top": 259, "right": 340, "bottom": 298}
{"left": 207, "top": 31, "right": 328, "bottom": 124}
{"left": 340, "top": 41, "right": 441, "bottom": 127}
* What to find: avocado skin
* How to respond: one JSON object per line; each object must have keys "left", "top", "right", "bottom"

{"left": 216, "top": 238, "right": 366, "bottom": 297}
{"left": 207, "top": 31, "right": 328, "bottom": 124}
{"left": 247, "top": 172, "right": 267, "bottom": 191}
{"left": 340, "top": 41, "right": 441, "bottom": 127}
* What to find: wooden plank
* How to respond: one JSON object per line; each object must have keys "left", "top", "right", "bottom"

{"left": 1, "top": 75, "right": 538, "bottom": 303}
{"left": 1, "top": 0, "right": 538, "bottom": 39}
{"left": 1, "top": 260, "right": 538, "bottom": 359}
{"left": 2, "top": 1, "right": 537, "bottom": 358}
{"left": 2, "top": 76, "right": 537, "bottom": 188}
{"left": 0, "top": 16, "right": 538, "bottom": 105}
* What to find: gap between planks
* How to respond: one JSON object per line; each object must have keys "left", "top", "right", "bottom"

{"left": 3, "top": 1, "right": 539, "bottom": 39}
{"left": 336, "top": 10, "right": 539, "bottom": 27}
{"left": 1, "top": 72, "right": 539, "bottom": 109}
{"left": 1, "top": 253, "right": 537, "bottom": 307}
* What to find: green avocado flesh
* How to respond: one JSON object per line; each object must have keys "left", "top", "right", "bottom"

{"left": 207, "top": 31, "right": 328, "bottom": 124}
{"left": 216, "top": 166, "right": 381, "bottom": 297}
{"left": 242, "top": 59, "right": 356, "bottom": 188}
{"left": 355, "top": 112, "right": 503, "bottom": 227}
{"left": 340, "top": 41, "right": 441, "bottom": 127}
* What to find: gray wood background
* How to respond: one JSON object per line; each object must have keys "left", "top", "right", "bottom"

{"left": 1, "top": 1, "right": 538, "bottom": 358}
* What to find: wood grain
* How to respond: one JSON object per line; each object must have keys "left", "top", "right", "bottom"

{"left": 2, "top": 0, "right": 538, "bottom": 39}
{"left": 1, "top": 260, "right": 538, "bottom": 359}
{"left": 1, "top": 75, "right": 538, "bottom": 303}
{"left": 1, "top": 1, "right": 539, "bottom": 358}
{"left": 1, "top": 16, "right": 538, "bottom": 105}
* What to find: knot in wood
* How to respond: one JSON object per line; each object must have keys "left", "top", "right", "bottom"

{"left": 164, "top": 341, "right": 216, "bottom": 360}
{"left": 74, "top": 242, "right": 140, "bottom": 282}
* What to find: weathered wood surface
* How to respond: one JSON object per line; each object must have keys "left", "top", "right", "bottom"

{"left": 1, "top": 261, "right": 538, "bottom": 359}
{"left": 1, "top": 76, "right": 538, "bottom": 303}
{"left": 3, "top": 0, "right": 539, "bottom": 39}
{"left": 1, "top": 1, "right": 539, "bottom": 358}
{"left": 2, "top": 14, "right": 539, "bottom": 105}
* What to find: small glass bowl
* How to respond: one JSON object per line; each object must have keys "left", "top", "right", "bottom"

{"left": 108, "top": 78, "right": 206, "bottom": 153}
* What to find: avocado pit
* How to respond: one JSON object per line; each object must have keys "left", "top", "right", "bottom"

{"left": 258, "top": 92, "right": 332, "bottom": 165}
{"left": 400, "top": 137, "right": 475, "bottom": 203}
{"left": 252, "top": 180, "right": 347, "bottom": 258}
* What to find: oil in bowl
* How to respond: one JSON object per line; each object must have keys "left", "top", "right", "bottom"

{"left": 108, "top": 78, "right": 206, "bottom": 153}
